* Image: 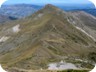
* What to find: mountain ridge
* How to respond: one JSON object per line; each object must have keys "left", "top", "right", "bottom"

{"left": 0, "top": 4, "right": 96, "bottom": 72}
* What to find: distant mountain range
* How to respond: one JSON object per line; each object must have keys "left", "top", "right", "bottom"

{"left": 0, "top": 4, "right": 42, "bottom": 18}
{"left": 68, "top": 9, "right": 96, "bottom": 17}
{"left": 57, "top": 3, "right": 95, "bottom": 10}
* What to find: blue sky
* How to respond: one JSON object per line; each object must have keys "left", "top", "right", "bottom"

{"left": 4, "top": 0, "right": 92, "bottom": 5}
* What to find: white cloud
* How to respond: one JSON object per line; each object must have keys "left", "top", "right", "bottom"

{"left": 0, "top": 0, "right": 7, "bottom": 7}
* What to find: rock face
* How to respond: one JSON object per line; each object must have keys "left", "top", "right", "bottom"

{"left": 0, "top": 4, "right": 96, "bottom": 71}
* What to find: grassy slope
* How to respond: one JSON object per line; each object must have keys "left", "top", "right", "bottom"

{"left": 0, "top": 4, "right": 96, "bottom": 71}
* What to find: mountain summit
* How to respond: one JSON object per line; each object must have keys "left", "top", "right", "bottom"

{"left": 0, "top": 4, "right": 96, "bottom": 72}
